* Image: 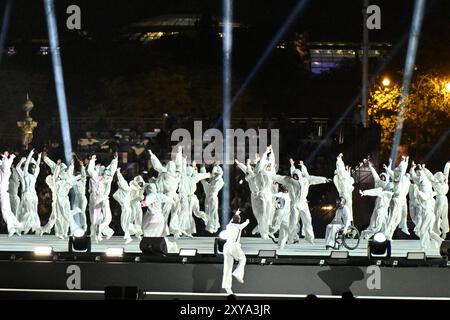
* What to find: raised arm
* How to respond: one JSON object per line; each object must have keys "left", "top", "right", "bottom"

{"left": 239, "top": 219, "right": 250, "bottom": 230}
{"left": 16, "top": 157, "right": 25, "bottom": 180}
{"left": 308, "top": 175, "right": 330, "bottom": 186}
{"left": 289, "top": 158, "right": 296, "bottom": 177}
{"left": 360, "top": 187, "right": 383, "bottom": 198}
{"left": 43, "top": 155, "right": 57, "bottom": 173}
{"left": 368, "top": 162, "right": 381, "bottom": 184}
{"left": 409, "top": 162, "right": 420, "bottom": 184}
{"left": 235, "top": 159, "right": 248, "bottom": 174}
{"left": 194, "top": 171, "right": 211, "bottom": 184}
{"left": 34, "top": 152, "right": 42, "bottom": 177}
{"left": 116, "top": 169, "right": 130, "bottom": 191}
{"left": 87, "top": 155, "right": 98, "bottom": 178}
{"left": 422, "top": 166, "right": 435, "bottom": 183}
{"left": 149, "top": 149, "right": 165, "bottom": 173}
{"left": 273, "top": 174, "right": 291, "bottom": 186}
{"left": 398, "top": 156, "right": 409, "bottom": 176}
{"left": 444, "top": 161, "right": 450, "bottom": 183}
{"left": 106, "top": 153, "right": 119, "bottom": 176}
{"left": 24, "top": 149, "right": 34, "bottom": 175}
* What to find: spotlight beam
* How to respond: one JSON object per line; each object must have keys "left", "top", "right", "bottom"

{"left": 44, "top": 0, "right": 73, "bottom": 164}
{"left": 389, "top": 0, "right": 426, "bottom": 163}
{"left": 214, "top": 0, "right": 310, "bottom": 128}
{"left": 0, "top": 0, "right": 12, "bottom": 65}
{"left": 305, "top": 33, "right": 409, "bottom": 165}
{"left": 422, "top": 128, "right": 449, "bottom": 163}
{"left": 221, "top": 0, "right": 233, "bottom": 226}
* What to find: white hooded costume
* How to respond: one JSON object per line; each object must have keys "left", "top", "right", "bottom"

{"left": 87, "top": 155, "right": 118, "bottom": 241}
{"left": 201, "top": 164, "right": 224, "bottom": 234}
{"left": 142, "top": 183, "right": 174, "bottom": 237}
{"left": 423, "top": 162, "right": 449, "bottom": 239}
{"left": 0, "top": 153, "right": 23, "bottom": 236}
{"left": 149, "top": 149, "right": 182, "bottom": 236}
{"left": 16, "top": 150, "right": 41, "bottom": 234}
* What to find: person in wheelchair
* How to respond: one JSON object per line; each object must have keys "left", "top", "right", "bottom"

{"left": 325, "top": 197, "right": 352, "bottom": 250}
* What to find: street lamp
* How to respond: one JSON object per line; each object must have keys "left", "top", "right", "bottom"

{"left": 382, "top": 77, "right": 391, "bottom": 87}
{"left": 445, "top": 81, "right": 450, "bottom": 93}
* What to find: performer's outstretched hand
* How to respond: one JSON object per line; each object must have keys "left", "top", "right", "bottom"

{"left": 359, "top": 190, "right": 364, "bottom": 197}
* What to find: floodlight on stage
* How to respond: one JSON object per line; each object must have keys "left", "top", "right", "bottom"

{"left": 368, "top": 232, "right": 391, "bottom": 259}
{"left": 68, "top": 234, "right": 91, "bottom": 253}
{"left": 406, "top": 252, "right": 426, "bottom": 260}
{"left": 439, "top": 241, "right": 450, "bottom": 258}
{"left": 34, "top": 246, "right": 53, "bottom": 256}
{"left": 73, "top": 228, "right": 85, "bottom": 238}
{"left": 106, "top": 248, "right": 124, "bottom": 257}
{"left": 179, "top": 249, "right": 197, "bottom": 257}
{"left": 330, "top": 251, "right": 349, "bottom": 259}
{"left": 258, "top": 250, "right": 277, "bottom": 258}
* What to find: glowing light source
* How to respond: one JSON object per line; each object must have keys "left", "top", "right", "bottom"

{"left": 445, "top": 82, "right": 450, "bottom": 93}
{"left": 321, "top": 205, "right": 334, "bottom": 211}
{"left": 382, "top": 77, "right": 391, "bottom": 86}
{"left": 106, "top": 248, "right": 124, "bottom": 257}
{"left": 73, "top": 228, "right": 85, "bottom": 238}
{"left": 34, "top": 246, "right": 53, "bottom": 256}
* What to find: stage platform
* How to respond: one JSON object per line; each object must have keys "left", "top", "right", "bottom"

{"left": 0, "top": 234, "right": 442, "bottom": 258}
{"left": 0, "top": 235, "right": 448, "bottom": 300}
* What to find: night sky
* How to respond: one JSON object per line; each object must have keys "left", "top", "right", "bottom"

{"left": 3, "top": 0, "right": 449, "bottom": 43}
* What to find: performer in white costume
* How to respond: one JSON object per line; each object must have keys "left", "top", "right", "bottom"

{"left": 149, "top": 147, "right": 182, "bottom": 236}
{"left": 0, "top": 152, "right": 23, "bottom": 236}
{"left": 325, "top": 197, "right": 352, "bottom": 249}
{"left": 221, "top": 209, "right": 249, "bottom": 295}
{"left": 87, "top": 153, "right": 118, "bottom": 242}
{"left": 16, "top": 149, "right": 42, "bottom": 235}
{"left": 201, "top": 164, "right": 224, "bottom": 234}
{"left": 272, "top": 185, "right": 291, "bottom": 249}
{"left": 141, "top": 183, "right": 174, "bottom": 237}
{"left": 422, "top": 161, "right": 449, "bottom": 239}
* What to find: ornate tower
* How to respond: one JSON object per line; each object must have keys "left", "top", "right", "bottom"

{"left": 17, "top": 94, "right": 38, "bottom": 150}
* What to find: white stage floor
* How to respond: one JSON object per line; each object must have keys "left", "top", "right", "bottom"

{"left": 0, "top": 235, "right": 441, "bottom": 258}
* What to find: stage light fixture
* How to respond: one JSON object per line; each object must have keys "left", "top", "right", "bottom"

{"left": 68, "top": 234, "right": 91, "bottom": 253}
{"left": 368, "top": 232, "right": 391, "bottom": 259}
{"left": 34, "top": 246, "right": 53, "bottom": 256}
{"left": 439, "top": 241, "right": 450, "bottom": 258}
{"left": 258, "top": 250, "right": 277, "bottom": 258}
{"left": 319, "top": 259, "right": 325, "bottom": 266}
{"left": 106, "top": 248, "right": 124, "bottom": 257}
{"left": 179, "top": 249, "right": 197, "bottom": 257}
{"left": 393, "top": 260, "right": 398, "bottom": 266}
{"left": 406, "top": 252, "right": 426, "bottom": 260}
{"left": 140, "top": 237, "right": 168, "bottom": 256}
{"left": 330, "top": 251, "right": 349, "bottom": 259}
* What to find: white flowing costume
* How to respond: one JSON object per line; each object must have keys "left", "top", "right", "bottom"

{"left": 201, "top": 165, "right": 224, "bottom": 234}
{"left": 221, "top": 218, "right": 250, "bottom": 293}
{"left": 0, "top": 154, "right": 23, "bottom": 236}
{"left": 16, "top": 150, "right": 41, "bottom": 234}
{"left": 423, "top": 163, "right": 449, "bottom": 239}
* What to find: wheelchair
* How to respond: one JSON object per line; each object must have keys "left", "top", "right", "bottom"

{"left": 334, "top": 223, "right": 360, "bottom": 250}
